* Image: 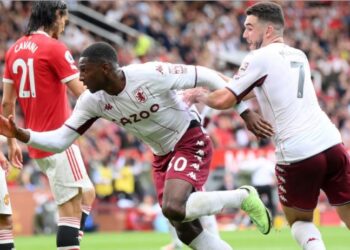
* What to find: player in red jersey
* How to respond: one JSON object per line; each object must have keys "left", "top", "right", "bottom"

{"left": 1, "top": 2, "right": 95, "bottom": 249}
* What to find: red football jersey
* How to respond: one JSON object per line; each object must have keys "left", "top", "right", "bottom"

{"left": 3, "top": 31, "right": 79, "bottom": 158}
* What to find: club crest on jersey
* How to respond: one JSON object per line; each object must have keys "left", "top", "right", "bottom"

{"left": 104, "top": 103, "right": 113, "bottom": 111}
{"left": 156, "top": 64, "right": 164, "bottom": 75}
{"left": 239, "top": 62, "right": 249, "bottom": 72}
{"left": 133, "top": 87, "right": 148, "bottom": 103}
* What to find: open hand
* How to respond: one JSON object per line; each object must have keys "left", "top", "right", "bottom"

{"left": 240, "top": 110, "right": 274, "bottom": 139}
{"left": 0, "top": 151, "right": 10, "bottom": 172}
{"left": 8, "top": 140, "right": 23, "bottom": 169}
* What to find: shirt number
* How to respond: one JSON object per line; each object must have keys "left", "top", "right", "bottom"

{"left": 290, "top": 61, "right": 305, "bottom": 98}
{"left": 12, "top": 58, "right": 36, "bottom": 98}
{"left": 168, "top": 156, "right": 188, "bottom": 172}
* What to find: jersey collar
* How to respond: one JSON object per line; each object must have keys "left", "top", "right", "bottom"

{"left": 31, "top": 31, "right": 50, "bottom": 37}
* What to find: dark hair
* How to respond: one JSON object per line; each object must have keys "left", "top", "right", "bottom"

{"left": 81, "top": 42, "right": 118, "bottom": 64}
{"left": 25, "top": 1, "right": 68, "bottom": 35}
{"left": 246, "top": 2, "right": 284, "bottom": 28}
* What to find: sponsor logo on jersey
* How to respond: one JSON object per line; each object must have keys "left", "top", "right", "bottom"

{"left": 120, "top": 104, "right": 159, "bottom": 126}
{"left": 133, "top": 87, "right": 148, "bottom": 103}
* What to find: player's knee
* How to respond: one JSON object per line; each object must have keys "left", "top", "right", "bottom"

{"left": 0, "top": 215, "right": 13, "bottom": 230}
{"left": 162, "top": 202, "right": 185, "bottom": 221}
{"left": 60, "top": 195, "right": 84, "bottom": 218}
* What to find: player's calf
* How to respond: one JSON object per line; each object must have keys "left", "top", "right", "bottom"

{"left": 57, "top": 217, "right": 80, "bottom": 250}
{"left": 78, "top": 205, "right": 92, "bottom": 241}
{"left": 0, "top": 215, "right": 15, "bottom": 250}
{"left": 0, "top": 229, "right": 15, "bottom": 250}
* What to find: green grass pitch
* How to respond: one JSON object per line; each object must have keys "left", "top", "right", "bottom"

{"left": 14, "top": 227, "right": 349, "bottom": 250}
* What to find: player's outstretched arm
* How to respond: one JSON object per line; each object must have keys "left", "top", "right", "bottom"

{"left": 185, "top": 87, "right": 237, "bottom": 110}
{"left": 0, "top": 115, "right": 79, "bottom": 154}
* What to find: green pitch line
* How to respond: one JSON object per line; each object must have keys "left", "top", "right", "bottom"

{"left": 14, "top": 227, "right": 349, "bottom": 250}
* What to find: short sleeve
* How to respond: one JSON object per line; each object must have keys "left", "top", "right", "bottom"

{"left": 227, "top": 52, "right": 268, "bottom": 102}
{"left": 2, "top": 52, "right": 14, "bottom": 84}
{"left": 49, "top": 42, "right": 79, "bottom": 83}
{"left": 148, "top": 62, "right": 197, "bottom": 91}
{"left": 65, "top": 91, "right": 100, "bottom": 135}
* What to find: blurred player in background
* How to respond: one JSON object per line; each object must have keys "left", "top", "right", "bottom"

{"left": 186, "top": 2, "right": 350, "bottom": 249}
{"left": 1, "top": 1, "right": 95, "bottom": 249}
{"left": 0, "top": 150, "right": 14, "bottom": 250}
{"left": 0, "top": 42, "right": 273, "bottom": 250}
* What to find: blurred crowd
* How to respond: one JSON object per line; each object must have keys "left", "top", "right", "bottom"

{"left": 1, "top": 1, "right": 350, "bottom": 217}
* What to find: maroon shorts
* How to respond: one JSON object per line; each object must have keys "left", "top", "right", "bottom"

{"left": 275, "top": 143, "right": 350, "bottom": 211}
{"left": 152, "top": 122, "right": 212, "bottom": 205}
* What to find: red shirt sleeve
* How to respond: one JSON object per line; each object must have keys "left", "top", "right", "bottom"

{"left": 49, "top": 42, "right": 79, "bottom": 83}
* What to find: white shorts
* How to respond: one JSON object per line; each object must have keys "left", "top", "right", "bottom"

{"left": 35, "top": 144, "right": 93, "bottom": 205}
{"left": 0, "top": 168, "right": 12, "bottom": 215}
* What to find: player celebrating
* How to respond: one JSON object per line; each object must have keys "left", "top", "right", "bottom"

{"left": 1, "top": 1, "right": 95, "bottom": 249}
{"left": 184, "top": 2, "right": 350, "bottom": 250}
{"left": 0, "top": 42, "right": 273, "bottom": 250}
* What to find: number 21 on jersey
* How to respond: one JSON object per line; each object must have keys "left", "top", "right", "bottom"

{"left": 12, "top": 58, "right": 36, "bottom": 98}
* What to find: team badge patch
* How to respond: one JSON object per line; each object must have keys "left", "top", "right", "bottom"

{"left": 168, "top": 64, "right": 187, "bottom": 74}
{"left": 239, "top": 62, "right": 249, "bottom": 72}
{"left": 133, "top": 87, "right": 148, "bottom": 103}
{"left": 104, "top": 103, "right": 113, "bottom": 111}
{"left": 156, "top": 64, "right": 164, "bottom": 75}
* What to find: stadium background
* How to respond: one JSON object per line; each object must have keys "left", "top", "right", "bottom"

{"left": 1, "top": 0, "right": 350, "bottom": 248}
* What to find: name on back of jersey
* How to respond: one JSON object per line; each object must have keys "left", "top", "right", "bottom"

{"left": 14, "top": 41, "right": 38, "bottom": 53}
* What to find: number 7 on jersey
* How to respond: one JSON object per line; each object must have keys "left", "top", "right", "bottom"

{"left": 290, "top": 61, "right": 305, "bottom": 98}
